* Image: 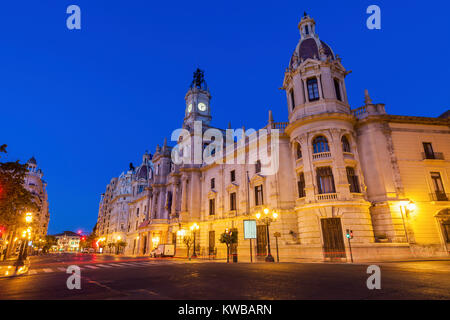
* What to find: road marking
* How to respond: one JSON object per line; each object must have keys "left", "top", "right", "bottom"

{"left": 107, "top": 263, "right": 125, "bottom": 267}
{"left": 28, "top": 270, "right": 37, "bottom": 275}
{"left": 95, "top": 264, "right": 113, "bottom": 268}
{"left": 84, "top": 265, "right": 100, "bottom": 269}
{"left": 43, "top": 268, "right": 53, "bottom": 273}
{"left": 58, "top": 267, "right": 66, "bottom": 271}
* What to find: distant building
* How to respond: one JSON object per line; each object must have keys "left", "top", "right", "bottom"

{"left": 96, "top": 14, "right": 450, "bottom": 261}
{"left": 25, "top": 157, "right": 50, "bottom": 240}
{"left": 53, "top": 231, "right": 81, "bottom": 252}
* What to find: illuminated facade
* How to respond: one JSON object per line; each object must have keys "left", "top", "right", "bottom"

{"left": 54, "top": 231, "right": 81, "bottom": 252}
{"left": 25, "top": 157, "right": 50, "bottom": 240}
{"left": 96, "top": 14, "right": 450, "bottom": 261}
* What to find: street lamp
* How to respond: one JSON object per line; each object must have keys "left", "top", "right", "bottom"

{"left": 399, "top": 201, "right": 416, "bottom": 243}
{"left": 16, "top": 212, "right": 33, "bottom": 267}
{"left": 190, "top": 223, "right": 199, "bottom": 258}
{"left": 256, "top": 207, "right": 278, "bottom": 262}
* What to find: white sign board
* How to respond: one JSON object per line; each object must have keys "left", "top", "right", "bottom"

{"left": 243, "top": 220, "right": 257, "bottom": 239}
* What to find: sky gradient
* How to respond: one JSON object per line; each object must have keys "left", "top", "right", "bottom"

{"left": 1, "top": 1, "right": 449, "bottom": 234}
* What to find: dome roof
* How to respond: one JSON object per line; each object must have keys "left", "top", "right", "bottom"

{"left": 289, "top": 14, "right": 335, "bottom": 69}
{"left": 136, "top": 165, "right": 148, "bottom": 180}
{"left": 27, "top": 157, "right": 37, "bottom": 165}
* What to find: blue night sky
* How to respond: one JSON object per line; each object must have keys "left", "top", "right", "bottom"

{"left": 1, "top": 1, "right": 449, "bottom": 234}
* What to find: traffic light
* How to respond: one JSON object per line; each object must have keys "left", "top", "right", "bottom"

{"left": 346, "top": 229, "right": 354, "bottom": 239}
{"left": 346, "top": 229, "right": 353, "bottom": 239}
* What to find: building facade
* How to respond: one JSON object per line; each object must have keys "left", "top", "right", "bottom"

{"left": 54, "top": 231, "right": 81, "bottom": 252}
{"left": 96, "top": 14, "right": 450, "bottom": 261}
{"left": 25, "top": 157, "right": 50, "bottom": 240}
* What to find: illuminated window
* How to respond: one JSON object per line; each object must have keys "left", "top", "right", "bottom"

{"left": 316, "top": 167, "right": 335, "bottom": 194}
{"left": 255, "top": 185, "right": 264, "bottom": 206}
{"left": 209, "top": 198, "right": 215, "bottom": 215}
{"left": 313, "top": 136, "right": 329, "bottom": 154}
{"left": 346, "top": 167, "right": 360, "bottom": 193}
{"left": 230, "top": 192, "right": 236, "bottom": 211}
{"left": 342, "top": 136, "right": 351, "bottom": 153}
{"left": 298, "top": 173, "right": 306, "bottom": 198}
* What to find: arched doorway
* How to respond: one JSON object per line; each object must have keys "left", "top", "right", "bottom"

{"left": 436, "top": 208, "right": 450, "bottom": 255}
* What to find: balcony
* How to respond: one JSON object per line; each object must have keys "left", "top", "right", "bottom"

{"left": 343, "top": 152, "right": 354, "bottom": 160}
{"left": 430, "top": 192, "right": 449, "bottom": 201}
{"left": 312, "top": 152, "right": 331, "bottom": 161}
{"left": 316, "top": 193, "right": 338, "bottom": 201}
{"left": 422, "top": 152, "right": 444, "bottom": 160}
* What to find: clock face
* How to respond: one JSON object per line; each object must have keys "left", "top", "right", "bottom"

{"left": 187, "top": 103, "right": 192, "bottom": 113}
{"left": 198, "top": 102, "right": 207, "bottom": 112}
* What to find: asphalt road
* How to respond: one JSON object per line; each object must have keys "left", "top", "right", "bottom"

{"left": 0, "top": 253, "right": 449, "bottom": 300}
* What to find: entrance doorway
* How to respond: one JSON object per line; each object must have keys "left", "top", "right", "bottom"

{"left": 321, "top": 218, "right": 346, "bottom": 259}
{"left": 256, "top": 225, "right": 267, "bottom": 257}
{"left": 436, "top": 209, "right": 450, "bottom": 254}
{"left": 208, "top": 231, "right": 215, "bottom": 256}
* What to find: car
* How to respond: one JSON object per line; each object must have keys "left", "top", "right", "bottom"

{"left": 82, "top": 248, "right": 89, "bottom": 253}
{"left": 88, "top": 248, "right": 95, "bottom": 253}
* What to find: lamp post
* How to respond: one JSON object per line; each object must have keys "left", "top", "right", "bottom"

{"left": 190, "top": 223, "right": 199, "bottom": 258}
{"left": 16, "top": 212, "right": 33, "bottom": 268}
{"left": 399, "top": 201, "right": 416, "bottom": 243}
{"left": 256, "top": 208, "right": 278, "bottom": 262}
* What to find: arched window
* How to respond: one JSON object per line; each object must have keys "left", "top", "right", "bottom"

{"left": 312, "top": 136, "right": 329, "bottom": 154}
{"left": 296, "top": 143, "right": 302, "bottom": 159}
{"left": 341, "top": 136, "right": 351, "bottom": 153}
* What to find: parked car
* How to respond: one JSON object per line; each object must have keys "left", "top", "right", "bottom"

{"left": 151, "top": 244, "right": 175, "bottom": 257}
{"left": 82, "top": 248, "right": 89, "bottom": 253}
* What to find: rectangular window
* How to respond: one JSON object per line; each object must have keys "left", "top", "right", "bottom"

{"left": 423, "top": 142, "right": 435, "bottom": 159}
{"left": 230, "top": 170, "right": 236, "bottom": 182}
{"left": 290, "top": 89, "right": 296, "bottom": 110}
{"left": 307, "top": 78, "right": 320, "bottom": 101}
{"left": 255, "top": 160, "right": 261, "bottom": 174}
{"left": 346, "top": 167, "right": 361, "bottom": 193}
{"left": 230, "top": 192, "right": 237, "bottom": 211}
{"left": 316, "top": 167, "right": 336, "bottom": 194}
{"left": 255, "top": 185, "right": 264, "bottom": 206}
{"left": 431, "top": 172, "right": 447, "bottom": 201}
{"left": 209, "top": 198, "right": 215, "bottom": 215}
{"left": 298, "top": 172, "right": 306, "bottom": 198}
{"left": 211, "top": 178, "right": 215, "bottom": 190}
{"left": 334, "top": 79, "right": 342, "bottom": 101}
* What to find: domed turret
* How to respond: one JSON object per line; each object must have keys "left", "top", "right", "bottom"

{"left": 289, "top": 13, "right": 335, "bottom": 70}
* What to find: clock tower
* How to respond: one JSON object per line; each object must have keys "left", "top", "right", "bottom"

{"left": 183, "top": 68, "right": 212, "bottom": 128}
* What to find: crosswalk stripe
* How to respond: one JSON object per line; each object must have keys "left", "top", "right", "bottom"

{"left": 28, "top": 270, "right": 37, "bottom": 274}
{"left": 95, "top": 264, "right": 113, "bottom": 268}
{"left": 107, "top": 263, "right": 124, "bottom": 267}
{"left": 58, "top": 267, "right": 66, "bottom": 272}
{"left": 84, "top": 265, "right": 99, "bottom": 269}
{"left": 43, "top": 268, "right": 53, "bottom": 273}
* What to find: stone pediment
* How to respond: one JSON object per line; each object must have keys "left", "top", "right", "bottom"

{"left": 226, "top": 183, "right": 239, "bottom": 192}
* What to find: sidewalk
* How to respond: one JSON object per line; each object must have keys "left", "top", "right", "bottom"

{"left": 0, "top": 257, "right": 30, "bottom": 277}
{"left": 90, "top": 253, "right": 450, "bottom": 264}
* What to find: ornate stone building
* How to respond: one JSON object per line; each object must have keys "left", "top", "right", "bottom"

{"left": 96, "top": 14, "right": 450, "bottom": 261}
{"left": 25, "top": 157, "right": 50, "bottom": 240}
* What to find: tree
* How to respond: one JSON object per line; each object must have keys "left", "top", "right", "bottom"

{"left": 183, "top": 235, "right": 194, "bottom": 259}
{"left": 0, "top": 145, "right": 37, "bottom": 228}
{"left": 42, "top": 235, "right": 57, "bottom": 253}
{"left": 219, "top": 229, "right": 238, "bottom": 263}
